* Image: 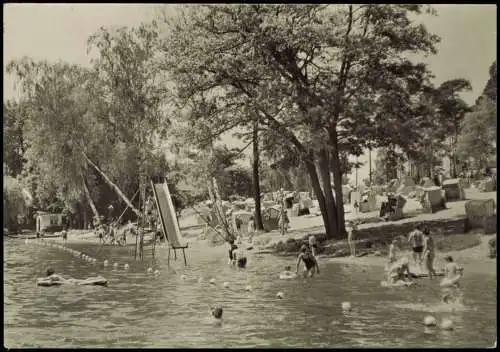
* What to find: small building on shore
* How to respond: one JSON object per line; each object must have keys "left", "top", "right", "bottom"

{"left": 35, "top": 212, "right": 66, "bottom": 234}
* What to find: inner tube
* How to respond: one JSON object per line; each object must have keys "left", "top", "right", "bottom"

{"left": 279, "top": 272, "right": 298, "bottom": 280}
{"left": 37, "top": 276, "right": 108, "bottom": 287}
{"left": 411, "top": 272, "right": 445, "bottom": 279}
{"left": 381, "top": 280, "right": 415, "bottom": 288}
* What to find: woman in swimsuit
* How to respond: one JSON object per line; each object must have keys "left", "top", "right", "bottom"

{"left": 422, "top": 226, "right": 437, "bottom": 279}
{"left": 296, "top": 245, "right": 320, "bottom": 278}
{"left": 442, "top": 255, "right": 464, "bottom": 287}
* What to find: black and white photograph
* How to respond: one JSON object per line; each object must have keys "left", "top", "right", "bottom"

{"left": 3, "top": 3, "right": 497, "bottom": 348}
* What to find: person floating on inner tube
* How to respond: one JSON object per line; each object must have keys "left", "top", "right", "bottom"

{"left": 296, "top": 244, "right": 320, "bottom": 278}
{"left": 45, "top": 268, "right": 67, "bottom": 283}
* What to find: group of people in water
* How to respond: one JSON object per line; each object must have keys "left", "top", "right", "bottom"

{"left": 383, "top": 223, "right": 464, "bottom": 304}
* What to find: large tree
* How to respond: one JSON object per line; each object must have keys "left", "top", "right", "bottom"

{"left": 457, "top": 98, "right": 496, "bottom": 168}
{"left": 6, "top": 59, "right": 102, "bottom": 225}
{"left": 3, "top": 100, "right": 28, "bottom": 177}
{"left": 161, "top": 4, "right": 439, "bottom": 238}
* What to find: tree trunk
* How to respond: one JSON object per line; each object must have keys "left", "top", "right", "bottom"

{"left": 252, "top": 118, "right": 264, "bottom": 231}
{"left": 82, "top": 151, "right": 141, "bottom": 217}
{"left": 318, "top": 149, "right": 340, "bottom": 238}
{"left": 330, "top": 149, "right": 346, "bottom": 235}
{"left": 82, "top": 204, "right": 89, "bottom": 230}
{"left": 304, "top": 159, "right": 334, "bottom": 237}
{"left": 82, "top": 176, "right": 101, "bottom": 226}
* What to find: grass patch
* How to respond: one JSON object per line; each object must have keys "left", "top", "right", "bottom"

{"left": 273, "top": 232, "right": 482, "bottom": 258}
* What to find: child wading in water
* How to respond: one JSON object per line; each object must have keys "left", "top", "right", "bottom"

{"left": 308, "top": 235, "right": 318, "bottom": 257}
{"left": 388, "top": 238, "right": 399, "bottom": 264}
{"left": 296, "top": 245, "right": 320, "bottom": 278}
{"left": 441, "top": 255, "right": 464, "bottom": 288}
{"left": 346, "top": 220, "right": 358, "bottom": 257}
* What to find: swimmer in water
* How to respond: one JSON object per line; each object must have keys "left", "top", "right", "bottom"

{"left": 280, "top": 265, "right": 298, "bottom": 279}
{"left": 386, "top": 257, "right": 413, "bottom": 285}
{"left": 296, "top": 245, "right": 320, "bottom": 278}
{"left": 210, "top": 306, "right": 223, "bottom": 325}
{"left": 443, "top": 255, "right": 464, "bottom": 288}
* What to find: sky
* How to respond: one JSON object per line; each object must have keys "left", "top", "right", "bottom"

{"left": 3, "top": 4, "right": 497, "bottom": 183}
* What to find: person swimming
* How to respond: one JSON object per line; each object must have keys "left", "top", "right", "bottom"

{"left": 210, "top": 305, "right": 224, "bottom": 325}
{"left": 296, "top": 245, "right": 320, "bottom": 278}
{"left": 279, "top": 265, "right": 298, "bottom": 279}
{"left": 39, "top": 268, "right": 107, "bottom": 286}
{"left": 211, "top": 306, "right": 223, "bottom": 319}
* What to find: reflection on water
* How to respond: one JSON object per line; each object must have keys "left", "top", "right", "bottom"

{"left": 4, "top": 237, "right": 497, "bottom": 348}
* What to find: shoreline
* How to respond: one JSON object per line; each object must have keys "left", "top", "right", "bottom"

{"left": 321, "top": 234, "right": 496, "bottom": 276}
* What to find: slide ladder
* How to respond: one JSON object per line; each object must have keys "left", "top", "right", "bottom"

{"left": 150, "top": 177, "right": 188, "bottom": 266}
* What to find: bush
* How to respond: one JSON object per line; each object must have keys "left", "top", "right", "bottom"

{"left": 488, "top": 236, "right": 496, "bottom": 258}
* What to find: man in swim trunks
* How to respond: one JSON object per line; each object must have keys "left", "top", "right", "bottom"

{"left": 296, "top": 245, "right": 320, "bottom": 278}
{"left": 408, "top": 225, "right": 424, "bottom": 269}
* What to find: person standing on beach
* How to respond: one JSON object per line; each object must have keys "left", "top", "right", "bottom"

{"left": 422, "top": 226, "right": 437, "bottom": 279}
{"left": 346, "top": 220, "right": 358, "bottom": 257}
{"left": 62, "top": 226, "right": 68, "bottom": 243}
{"left": 408, "top": 225, "right": 424, "bottom": 269}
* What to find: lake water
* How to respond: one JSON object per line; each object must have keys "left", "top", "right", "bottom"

{"left": 4, "top": 237, "right": 497, "bottom": 348}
